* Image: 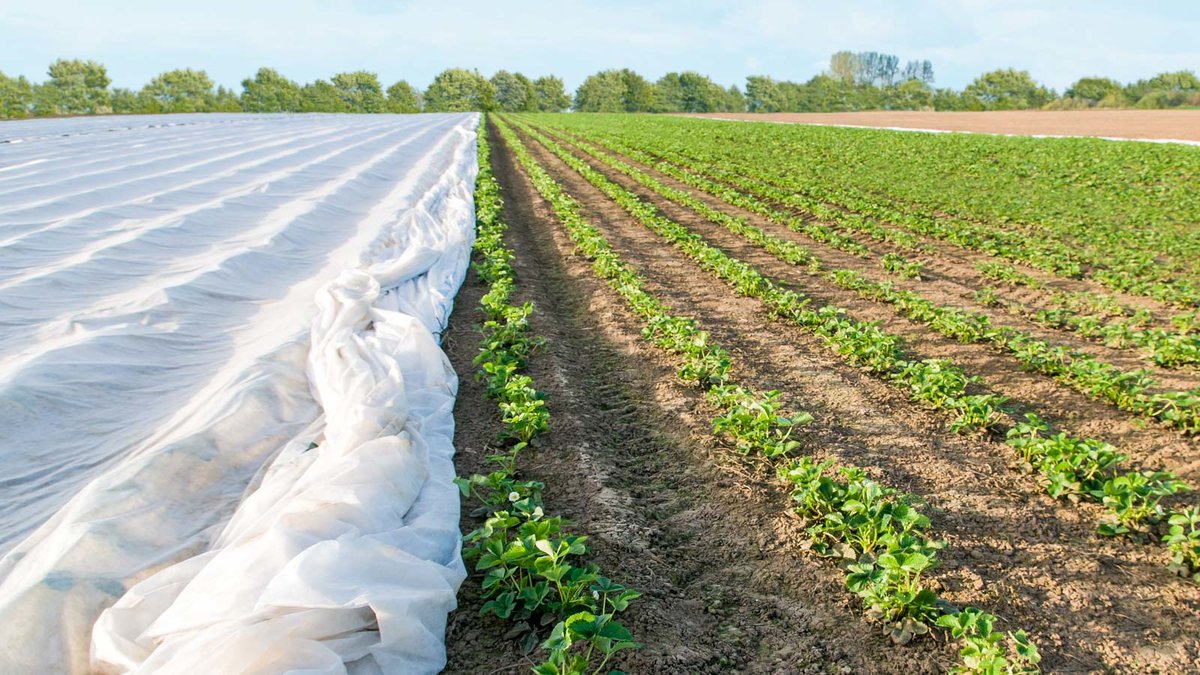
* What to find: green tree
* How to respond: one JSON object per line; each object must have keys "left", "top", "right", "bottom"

{"left": 574, "top": 69, "right": 656, "bottom": 112}
{"left": 791, "top": 75, "right": 855, "bottom": 112}
{"left": 141, "top": 69, "right": 216, "bottom": 113}
{"left": 1143, "top": 70, "right": 1200, "bottom": 93}
{"left": 1126, "top": 70, "right": 1200, "bottom": 108}
{"left": 241, "top": 67, "right": 302, "bottom": 112}
{"left": 1065, "top": 76, "right": 1123, "bottom": 105}
{"left": 655, "top": 71, "right": 734, "bottom": 112}
{"left": 532, "top": 75, "right": 570, "bottom": 112}
{"left": 491, "top": 70, "right": 536, "bottom": 112}
{"left": 37, "top": 58, "right": 111, "bottom": 115}
{"left": 331, "top": 71, "right": 386, "bottom": 113}
{"left": 574, "top": 70, "right": 624, "bottom": 112}
{"left": 745, "top": 75, "right": 784, "bottom": 112}
{"left": 212, "top": 86, "right": 243, "bottom": 112}
{"left": 828, "top": 51, "right": 858, "bottom": 85}
{"left": 109, "top": 87, "right": 140, "bottom": 114}
{"left": 424, "top": 68, "right": 495, "bottom": 112}
{"left": 962, "top": 68, "right": 1054, "bottom": 110}
{"left": 1132, "top": 91, "right": 1172, "bottom": 109}
{"left": 886, "top": 79, "right": 934, "bottom": 110}
{"left": 619, "top": 69, "right": 657, "bottom": 112}
{"left": 932, "top": 87, "right": 967, "bottom": 111}
{"left": 0, "top": 71, "right": 34, "bottom": 118}
{"left": 386, "top": 80, "right": 422, "bottom": 113}
{"left": 724, "top": 85, "right": 746, "bottom": 112}
{"left": 299, "top": 80, "right": 348, "bottom": 112}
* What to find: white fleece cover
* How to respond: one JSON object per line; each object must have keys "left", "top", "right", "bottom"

{"left": 0, "top": 112, "right": 479, "bottom": 674}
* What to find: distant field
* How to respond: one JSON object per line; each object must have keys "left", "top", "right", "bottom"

{"left": 686, "top": 109, "right": 1200, "bottom": 142}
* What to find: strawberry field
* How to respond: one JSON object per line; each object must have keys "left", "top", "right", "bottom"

{"left": 444, "top": 114, "right": 1200, "bottom": 673}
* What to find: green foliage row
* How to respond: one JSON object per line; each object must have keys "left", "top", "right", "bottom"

{"left": 1027, "top": 304, "right": 1200, "bottom": 370}
{"left": 514, "top": 116, "right": 1200, "bottom": 582}
{"left": 456, "top": 118, "right": 638, "bottom": 675}
{"left": 779, "top": 458, "right": 1041, "bottom": 672}
{"left": 593, "top": 127, "right": 1200, "bottom": 370}
{"left": 560, "top": 116, "right": 1200, "bottom": 310}
{"left": 1006, "top": 415, "right": 1187, "bottom": 537}
{"left": 492, "top": 117, "right": 808, "bottom": 459}
{"left": 494, "top": 113, "right": 1041, "bottom": 672}
{"left": 532, "top": 120, "right": 1200, "bottom": 434}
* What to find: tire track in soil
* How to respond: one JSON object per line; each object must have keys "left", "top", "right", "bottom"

{"left": 540, "top": 128, "right": 1200, "bottom": 485}
{"left": 513, "top": 122, "right": 1200, "bottom": 673}
{"left": 443, "top": 121, "right": 936, "bottom": 674}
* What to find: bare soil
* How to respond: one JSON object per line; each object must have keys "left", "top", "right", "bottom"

{"left": 684, "top": 110, "right": 1200, "bottom": 143}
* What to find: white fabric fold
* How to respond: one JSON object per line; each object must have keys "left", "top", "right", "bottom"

{"left": 0, "top": 112, "right": 479, "bottom": 674}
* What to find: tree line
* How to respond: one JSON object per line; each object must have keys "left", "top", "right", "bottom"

{"left": 2, "top": 53, "right": 1197, "bottom": 120}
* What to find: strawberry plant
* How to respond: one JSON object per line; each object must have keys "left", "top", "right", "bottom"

{"left": 1096, "top": 472, "right": 1189, "bottom": 537}
{"left": 709, "top": 386, "right": 809, "bottom": 457}
{"left": 975, "top": 261, "right": 1043, "bottom": 289}
{"left": 1166, "top": 508, "right": 1200, "bottom": 582}
{"left": 938, "top": 608, "right": 1042, "bottom": 674}
{"left": 882, "top": 252, "right": 924, "bottom": 280}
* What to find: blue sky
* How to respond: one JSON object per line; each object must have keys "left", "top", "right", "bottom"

{"left": 1, "top": 0, "right": 1197, "bottom": 92}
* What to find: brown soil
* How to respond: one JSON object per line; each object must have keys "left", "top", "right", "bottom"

{"left": 443, "top": 119, "right": 1200, "bottom": 673}
{"left": 684, "top": 111, "right": 1200, "bottom": 143}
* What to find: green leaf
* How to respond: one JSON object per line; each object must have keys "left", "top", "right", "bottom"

{"left": 598, "top": 620, "right": 633, "bottom": 641}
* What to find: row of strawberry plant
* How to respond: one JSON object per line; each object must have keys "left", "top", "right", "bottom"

{"left": 456, "top": 118, "right": 639, "bottom": 675}
{"left": 541, "top": 115, "right": 1200, "bottom": 309}
{"left": 495, "top": 113, "right": 1042, "bottom": 673}
{"left": 539, "top": 124, "right": 1200, "bottom": 433}
{"left": 977, "top": 279, "right": 1200, "bottom": 369}
{"left": 555, "top": 122, "right": 1200, "bottom": 363}
{"left": 628, "top": 132, "right": 1200, "bottom": 369}
{"left": 692, "top": 125, "right": 1200, "bottom": 307}
{"left": 552, "top": 121, "right": 1200, "bottom": 372}
{"left": 513, "top": 117, "right": 1200, "bottom": 582}
{"left": 779, "top": 459, "right": 1040, "bottom": 671}
{"left": 489, "top": 122, "right": 811, "bottom": 459}
{"left": 542, "top": 119, "right": 1091, "bottom": 281}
